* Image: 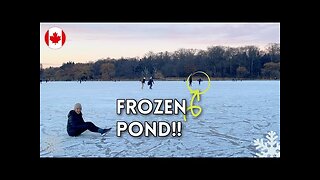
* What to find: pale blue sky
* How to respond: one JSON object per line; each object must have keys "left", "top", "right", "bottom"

{"left": 40, "top": 23, "right": 280, "bottom": 68}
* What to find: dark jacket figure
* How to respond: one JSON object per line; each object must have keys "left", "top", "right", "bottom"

{"left": 67, "top": 103, "right": 110, "bottom": 136}
{"left": 141, "top": 77, "right": 146, "bottom": 89}
{"left": 147, "top": 77, "right": 154, "bottom": 89}
{"left": 198, "top": 78, "right": 202, "bottom": 85}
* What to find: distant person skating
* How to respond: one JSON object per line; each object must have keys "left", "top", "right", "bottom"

{"left": 67, "top": 103, "right": 111, "bottom": 136}
{"left": 198, "top": 78, "right": 202, "bottom": 85}
{"left": 141, "top": 77, "right": 146, "bottom": 89}
{"left": 148, "top": 77, "right": 154, "bottom": 89}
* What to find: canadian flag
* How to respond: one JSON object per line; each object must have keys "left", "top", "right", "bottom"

{"left": 44, "top": 27, "right": 66, "bottom": 49}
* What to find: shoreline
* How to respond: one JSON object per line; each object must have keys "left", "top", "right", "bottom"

{"left": 41, "top": 78, "right": 280, "bottom": 82}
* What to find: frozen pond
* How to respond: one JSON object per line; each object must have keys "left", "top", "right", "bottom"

{"left": 40, "top": 80, "right": 280, "bottom": 157}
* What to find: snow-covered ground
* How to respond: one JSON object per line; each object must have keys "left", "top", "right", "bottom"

{"left": 40, "top": 80, "right": 280, "bottom": 157}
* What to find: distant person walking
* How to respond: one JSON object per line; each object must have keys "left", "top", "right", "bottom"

{"left": 67, "top": 103, "right": 111, "bottom": 136}
{"left": 198, "top": 78, "right": 202, "bottom": 85}
{"left": 141, "top": 77, "right": 146, "bottom": 89}
{"left": 148, "top": 77, "right": 154, "bottom": 89}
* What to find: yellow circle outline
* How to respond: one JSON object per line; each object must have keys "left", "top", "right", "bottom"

{"left": 186, "top": 71, "right": 211, "bottom": 94}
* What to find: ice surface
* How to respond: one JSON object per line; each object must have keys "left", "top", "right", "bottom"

{"left": 40, "top": 80, "right": 280, "bottom": 157}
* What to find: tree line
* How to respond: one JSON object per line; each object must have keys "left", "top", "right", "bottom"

{"left": 40, "top": 43, "right": 280, "bottom": 81}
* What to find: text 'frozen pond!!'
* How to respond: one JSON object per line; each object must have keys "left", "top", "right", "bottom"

{"left": 40, "top": 80, "right": 280, "bottom": 157}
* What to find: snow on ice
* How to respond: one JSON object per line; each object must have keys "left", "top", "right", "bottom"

{"left": 40, "top": 80, "right": 280, "bottom": 157}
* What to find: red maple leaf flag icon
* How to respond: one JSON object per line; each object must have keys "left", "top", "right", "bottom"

{"left": 45, "top": 27, "right": 66, "bottom": 49}
{"left": 50, "top": 32, "right": 61, "bottom": 44}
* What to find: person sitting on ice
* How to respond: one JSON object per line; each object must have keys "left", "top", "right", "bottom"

{"left": 67, "top": 103, "right": 111, "bottom": 136}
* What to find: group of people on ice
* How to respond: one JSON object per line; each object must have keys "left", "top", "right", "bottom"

{"left": 141, "top": 74, "right": 203, "bottom": 90}
{"left": 188, "top": 75, "right": 203, "bottom": 86}
{"left": 141, "top": 77, "right": 154, "bottom": 89}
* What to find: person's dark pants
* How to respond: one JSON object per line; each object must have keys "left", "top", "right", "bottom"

{"left": 68, "top": 122, "right": 100, "bottom": 136}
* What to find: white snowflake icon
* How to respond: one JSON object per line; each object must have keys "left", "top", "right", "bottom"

{"left": 253, "top": 131, "right": 280, "bottom": 157}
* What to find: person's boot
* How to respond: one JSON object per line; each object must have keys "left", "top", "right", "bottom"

{"left": 101, "top": 128, "right": 112, "bottom": 136}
